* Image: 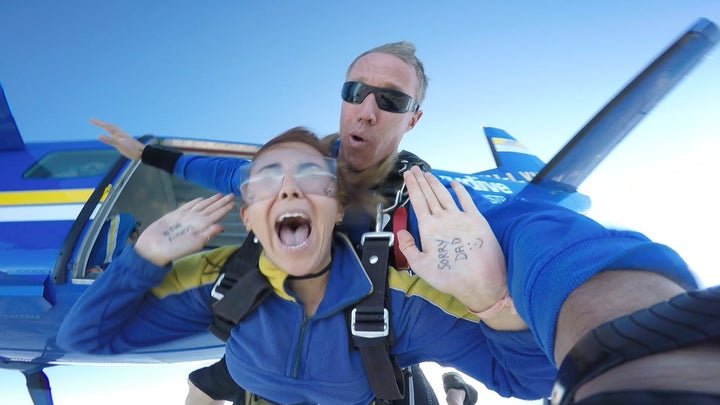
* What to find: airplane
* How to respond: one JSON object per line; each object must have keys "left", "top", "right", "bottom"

{"left": 0, "top": 17, "right": 717, "bottom": 405}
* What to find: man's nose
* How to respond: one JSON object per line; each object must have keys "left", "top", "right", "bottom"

{"left": 278, "top": 174, "right": 302, "bottom": 199}
{"left": 357, "top": 93, "right": 378, "bottom": 124}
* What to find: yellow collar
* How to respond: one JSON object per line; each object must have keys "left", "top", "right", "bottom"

{"left": 258, "top": 252, "right": 295, "bottom": 302}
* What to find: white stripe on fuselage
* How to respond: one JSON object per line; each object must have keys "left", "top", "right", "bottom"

{"left": 0, "top": 204, "right": 97, "bottom": 222}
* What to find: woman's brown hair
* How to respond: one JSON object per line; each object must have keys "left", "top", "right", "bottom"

{"left": 251, "top": 127, "right": 396, "bottom": 216}
{"left": 251, "top": 127, "right": 347, "bottom": 208}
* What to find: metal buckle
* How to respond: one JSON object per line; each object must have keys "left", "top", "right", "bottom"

{"left": 350, "top": 307, "right": 390, "bottom": 339}
{"left": 360, "top": 202, "right": 395, "bottom": 247}
{"left": 210, "top": 273, "right": 226, "bottom": 300}
{"left": 361, "top": 231, "right": 394, "bottom": 248}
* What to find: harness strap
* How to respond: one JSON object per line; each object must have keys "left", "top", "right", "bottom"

{"left": 552, "top": 285, "right": 720, "bottom": 404}
{"left": 575, "top": 390, "right": 720, "bottom": 404}
{"left": 208, "top": 232, "right": 269, "bottom": 342}
{"left": 381, "top": 150, "right": 429, "bottom": 271}
{"left": 391, "top": 206, "right": 409, "bottom": 270}
{"left": 348, "top": 150, "right": 430, "bottom": 400}
{"left": 351, "top": 232, "right": 404, "bottom": 401}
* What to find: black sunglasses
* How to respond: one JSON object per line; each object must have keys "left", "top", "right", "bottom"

{"left": 341, "top": 81, "right": 420, "bottom": 113}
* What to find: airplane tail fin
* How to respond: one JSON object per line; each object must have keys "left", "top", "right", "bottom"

{"left": 473, "top": 127, "right": 593, "bottom": 211}
{"left": 474, "top": 126, "right": 545, "bottom": 180}
{"left": 0, "top": 83, "right": 24, "bottom": 151}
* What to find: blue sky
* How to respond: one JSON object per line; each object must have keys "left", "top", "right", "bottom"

{"left": 1, "top": 1, "right": 719, "bottom": 404}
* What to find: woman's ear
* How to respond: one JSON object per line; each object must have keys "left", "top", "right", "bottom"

{"left": 336, "top": 210, "right": 344, "bottom": 225}
{"left": 240, "top": 206, "right": 251, "bottom": 231}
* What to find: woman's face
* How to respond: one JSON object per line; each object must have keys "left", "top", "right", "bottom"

{"left": 240, "top": 142, "right": 342, "bottom": 276}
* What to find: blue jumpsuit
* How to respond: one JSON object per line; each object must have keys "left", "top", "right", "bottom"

{"left": 167, "top": 148, "right": 697, "bottom": 358}
{"left": 58, "top": 149, "right": 697, "bottom": 404}
{"left": 59, "top": 234, "right": 556, "bottom": 403}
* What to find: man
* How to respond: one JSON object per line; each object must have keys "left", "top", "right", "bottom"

{"left": 86, "top": 213, "right": 140, "bottom": 278}
{"left": 96, "top": 41, "right": 718, "bottom": 404}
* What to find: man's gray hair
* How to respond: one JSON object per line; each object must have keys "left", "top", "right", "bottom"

{"left": 347, "top": 41, "right": 428, "bottom": 106}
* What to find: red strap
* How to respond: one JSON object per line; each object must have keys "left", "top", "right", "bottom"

{"left": 392, "top": 207, "right": 409, "bottom": 270}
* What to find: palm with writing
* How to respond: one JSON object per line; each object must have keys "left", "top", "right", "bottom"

{"left": 396, "top": 166, "right": 510, "bottom": 317}
{"left": 134, "top": 194, "right": 235, "bottom": 266}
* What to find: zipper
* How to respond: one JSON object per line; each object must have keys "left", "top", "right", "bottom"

{"left": 291, "top": 315, "right": 309, "bottom": 377}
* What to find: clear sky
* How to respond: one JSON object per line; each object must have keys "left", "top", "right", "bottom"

{"left": 1, "top": 1, "right": 719, "bottom": 404}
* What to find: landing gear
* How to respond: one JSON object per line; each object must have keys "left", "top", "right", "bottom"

{"left": 22, "top": 367, "right": 54, "bottom": 405}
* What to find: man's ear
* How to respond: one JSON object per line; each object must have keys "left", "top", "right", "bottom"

{"left": 407, "top": 110, "right": 423, "bottom": 131}
{"left": 240, "top": 206, "right": 251, "bottom": 231}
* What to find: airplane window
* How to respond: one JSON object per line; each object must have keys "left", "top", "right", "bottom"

{"left": 24, "top": 149, "right": 120, "bottom": 179}
{"left": 70, "top": 140, "right": 254, "bottom": 280}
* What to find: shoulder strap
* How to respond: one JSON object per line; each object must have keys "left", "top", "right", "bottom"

{"left": 349, "top": 150, "right": 431, "bottom": 401}
{"left": 391, "top": 207, "right": 410, "bottom": 270}
{"left": 208, "top": 232, "right": 270, "bottom": 342}
{"left": 349, "top": 216, "right": 405, "bottom": 400}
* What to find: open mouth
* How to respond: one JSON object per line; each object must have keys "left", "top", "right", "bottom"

{"left": 275, "top": 212, "right": 311, "bottom": 248}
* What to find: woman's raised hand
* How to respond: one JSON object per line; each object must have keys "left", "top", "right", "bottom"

{"left": 134, "top": 194, "right": 235, "bottom": 266}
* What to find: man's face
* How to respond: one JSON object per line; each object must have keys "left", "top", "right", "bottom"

{"left": 339, "top": 52, "right": 423, "bottom": 172}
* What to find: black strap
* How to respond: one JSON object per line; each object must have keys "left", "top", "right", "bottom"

{"left": 351, "top": 232, "right": 405, "bottom": 401}
{"left": 552, "top": 285, "right": 720, "bottom": 405}
{"left": 141, "top": 144, "right": 183, "bottom": 174}
{"left": 208, "top": 232, "right": 269, "bottom": 341}
{"left": 347, "top": 150, "right": 430, "bottom": 401}
{"left": 575, "top": 391, "right": 720, "bottom": 405}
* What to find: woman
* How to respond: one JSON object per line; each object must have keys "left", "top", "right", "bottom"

{"left": 58, "top": 127, "right": 554, "bottom": 404}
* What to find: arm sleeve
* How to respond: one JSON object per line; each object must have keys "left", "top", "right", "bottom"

{"left": 390, "top": 291, "right": 555, "bottom": 399}
{"left": 402, "top": 181, "right": 696, "bottom": 377}
{"left": 439, "top": 325, "right": 555, "bottom": 399}
{"left": 486, "top": 198, "right": 697, "bottom": 363}
{"left": 57, "top": 247, "right": 214, "bottom": 354}
{"left": 141, "top": 145, "right": 250, "bottom": 196}
{"left": 173, "top": 154, "right": 248, "bottom": 196}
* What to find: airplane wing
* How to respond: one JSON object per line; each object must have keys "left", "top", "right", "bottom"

{"left": 529, "top": 17, "right": 719, "bottom": 193}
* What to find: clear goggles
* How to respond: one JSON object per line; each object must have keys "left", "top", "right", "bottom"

{"left": 239, "top": 150, "right": 337, "bottom": 205}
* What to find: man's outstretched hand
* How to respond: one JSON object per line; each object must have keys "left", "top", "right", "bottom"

{"left": 91, "top": 118, "right": 146, "bottom": 160}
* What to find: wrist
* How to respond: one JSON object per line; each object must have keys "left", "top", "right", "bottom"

{"left": 141, "top": 144, "right": 182, "bottom": 174}
{"left": 468, "top": 294, "right": 516, "bottom": 320}
{"left": 133, "top": 242, "right": 171, "bottom": 267}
